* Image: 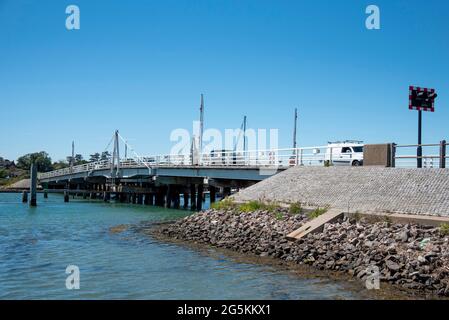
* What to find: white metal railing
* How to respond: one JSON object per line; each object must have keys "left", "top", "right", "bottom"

{"left": 394, "top": 142, "right": 448, "bottom": 168}
{"left": 38, "top": 145, "right": 350, "bottom": 180}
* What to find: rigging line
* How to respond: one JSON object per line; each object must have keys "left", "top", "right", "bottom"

{"left": 117, "top": 133, "right": 152, "bottom": 171}
{"left": 103, "top": 134, "right": 115, "bottom": 155}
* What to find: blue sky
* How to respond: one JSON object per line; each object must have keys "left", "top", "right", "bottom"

{"left": 0, "top": 0, "right": 448, "bottom": 161}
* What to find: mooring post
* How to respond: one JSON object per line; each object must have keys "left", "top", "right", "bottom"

{"left": 64, "top": 191, "right": 69, "bottom": 203}
{"left": 440, "top": 140, "right": 446, "bottom": 169}
{"left": 22, "top": 191, "right": 28, "bottom": 203}
{"left": 44, "top": 190, "right": 48, "bottom": 199}
{"left": 29, "top": 163, "right": 37, "bottom": 207}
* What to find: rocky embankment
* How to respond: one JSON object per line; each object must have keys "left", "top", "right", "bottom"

{"left": 156, "top": 208, "right": 449, "bottom": 297}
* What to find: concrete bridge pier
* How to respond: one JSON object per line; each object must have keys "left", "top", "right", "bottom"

{"left": 173, "top": 188, "right": 181, "bottom": 209}
{"left": 223, "top": 187, "right": 231, "bottom": 199}
{"left": 183, "top": 192, "right": 189, "bottom": 209}
{"left": 190, "top": 184, "right": 196, "bottom": 211}
{"left": 209, "top": 186, "right": 216, "bottom": 204}
{"left": 137, "top": 194, "right": 144, "bottom": 205}
{"left": 196, "top": 184, "right": 204, "bottom": 211}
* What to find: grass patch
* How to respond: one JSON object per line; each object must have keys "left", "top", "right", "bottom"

{"left": 212, "top": 199, "right": 281, "bottom": 214}
{"left": 211, "top": 197, "right": 237, "bottom": 210}
{"left": 275, "top": 212, "right": 284, "bottom": 220}
{"left": 440, "top": 223, "right": 449, "bottom": 236}
{"left": 289, "top": 202, "right": 302, "bottom": 215}
{"left": 307, "top": 207, "right": 328, "bottom": 219}
{"left": 238, "top": 200, "right": 280, "bottom": 213}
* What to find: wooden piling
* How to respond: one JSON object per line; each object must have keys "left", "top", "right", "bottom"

{"left": 29, "top": 163, "right": 37, "bottom": 207}
{"left": 22, "top": 191, "right": 28, "bottom": 203}
{"left": 64, "top": 191, "right": 69, "bottom": 203}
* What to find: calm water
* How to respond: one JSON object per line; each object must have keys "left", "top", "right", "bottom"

{"left": 0, "top": 193, "right": 364, "bottom": 299}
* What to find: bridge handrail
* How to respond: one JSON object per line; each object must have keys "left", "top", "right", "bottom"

{"left": 38, "top": 146, "right": 340, "bottom": 180}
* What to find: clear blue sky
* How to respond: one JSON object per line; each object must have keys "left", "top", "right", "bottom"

{"left": 1, "top": 0, "right": 448, "bottom": 161}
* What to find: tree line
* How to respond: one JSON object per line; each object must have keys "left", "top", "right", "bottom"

{"left": 15, "top": 151, "right": 112, "bottom": 173}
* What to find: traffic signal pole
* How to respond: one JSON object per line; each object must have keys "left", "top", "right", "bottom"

{"left": 417, "top": 110, "right": 422, "bottom": 168}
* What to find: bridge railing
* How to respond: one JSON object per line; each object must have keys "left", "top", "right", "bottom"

{"left": 394, "top": 141, "right": 448, "bottom": 168}
{"left": 38, "top": 146, "right": 344, "bottom": 180}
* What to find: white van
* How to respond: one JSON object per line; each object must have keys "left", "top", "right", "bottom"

{"left": 324, "top": 141, "right": 364, "bottom": 166}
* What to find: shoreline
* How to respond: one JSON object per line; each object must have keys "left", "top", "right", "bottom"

{"left": 143, "top": 207, "right": 449, "bottom": 300}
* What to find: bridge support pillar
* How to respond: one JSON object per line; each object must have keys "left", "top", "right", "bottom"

{"left": 209, "top": 186, "right": 216, "bottom": 204}
{"left": 173, "top": 188, "right": 180, "bottom": 209}
{"left": 183, "top": 192, "right": 189, "bottom": 209}
{"left": 64, "top": 191, "right": 69, "bottom": 203}
{"left": 190, "top": 184, "right": 196, "bottom": 211}
{"left": 137, "top": 194, "right": 143, "bottom": 205}
{"left": 146, "top": 193, "right": 154, "bottom": 206}
{"left": 223, "top": 187, "right": 231, "bottom": 199}
{"left": 196, "top": 184, "right": 204, "bottom": 211}
{"left": 165, "top": 185, "right": 172, "bottom": 208}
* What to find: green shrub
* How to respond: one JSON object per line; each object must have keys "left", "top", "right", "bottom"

{"left": 289, "top": 202, "right": 302, "bottom": 215}
{"left": 440, "top": 223, "right": 449, "bottom": 236}
{"left": 211, "top": 198, "right": 236, "bottom": 210}
{"left": 307, "top": 207, "right": 328, "bottom": 219}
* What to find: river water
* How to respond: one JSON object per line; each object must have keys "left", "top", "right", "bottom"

{"left": 0, "top": 193, "right": 367, "bottom": 299}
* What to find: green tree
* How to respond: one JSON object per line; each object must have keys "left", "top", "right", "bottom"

{"left": 0, "top": 168, "right": 7, "bottom": 179}
{"left": 52, "top": 160, "right": 69, "bottom": 170}
{"left": 101, "top": 151, "right": 111, "bottom": 161}
{"left": 89, "top": 153, "right": 100, "bottom": 162}
{"left": 16, "top": 151, "right": 53, "bottom": 172}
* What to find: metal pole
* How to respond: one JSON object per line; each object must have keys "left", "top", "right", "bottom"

{"left": 293, "top": 108, "right": 298, "bottom": 149}
{"left": 243, "top": 115, "right": 247, "bottom": 153}
{"left": 199, "top": 94, "right": 204, "bottom": 154}
{"left": 440, "top": 140, "right": 446, "bottom": 169}
{"left": 417, "top": 110, "right": 422, "bottom": 168}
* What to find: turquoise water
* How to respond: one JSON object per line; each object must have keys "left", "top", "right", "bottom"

{"left": 0, "top": 193, "right": 363, "bottom": 299}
